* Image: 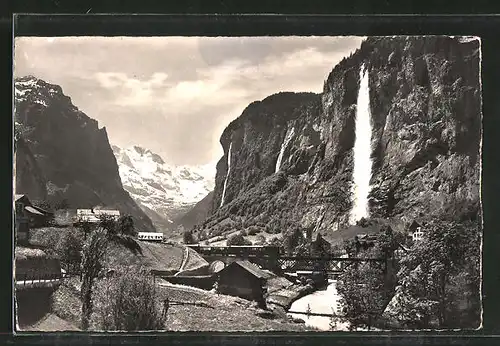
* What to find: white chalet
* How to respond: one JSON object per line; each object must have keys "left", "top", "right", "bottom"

{"left": 76, "top": 209, "right": 120, "bottom": 223}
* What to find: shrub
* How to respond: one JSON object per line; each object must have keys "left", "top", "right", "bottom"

{"left": 92, "top": 267, "right": 167, "bottom": 331}
{"left": 183, "top": 230, "right": 197, "bottom": 244}
{"left": 56, "top": 229, "right": 83, "bottom": 274}
{"left": 254, "top": 234, "right": 266, "bottom": 245}
{"left": 117, "top": 215, "right": 136, "bottom": 237}
{"left": 98, "top": 215, "right": 118, "bottom": 236}
{"left": 227, "top": 231, "right": 252, "bottom": 246}
{"left": 246, "top": 226, "right": 260, "bottom": 236}
{"left": 267, "top": 237, "right": 282, "bottom": 247}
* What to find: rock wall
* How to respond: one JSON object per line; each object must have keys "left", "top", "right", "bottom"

{"left": 14, "top": 76, "right": 156, "bottom": 233}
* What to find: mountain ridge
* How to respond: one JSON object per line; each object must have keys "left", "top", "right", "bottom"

{"left": 191, "top": 36, "right": 481, "bottom": 244}
{"left": 14, "top": 75, "right": 156, "bottom": 233}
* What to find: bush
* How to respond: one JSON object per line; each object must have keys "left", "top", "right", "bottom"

{"left": 254, "top": 234, "right": 266, "bottom": 245}
{"left": 267, "top": 237, "right": 282, "bottom": 247}
{"left": 226, "top": 231, "right": 252, "bottom": 246}
{"left": 246, "top": 226, "right": 260, "bottom": 236}
{"left": 96, "top": 214, "right": 137, "bottom": 237}
{"left": 117, "top": 215, "right": 136, "bottom": 237}
{"left": 183, "top": 230, "right": 197, "bottom": 244}
{"left": 98, "top": 215, "right": 118, "bottom": 236}
{"left": 92, "top": 267, "right": 167, "bottom": 331}
{"left": 56, "top": 229, "right": 83, "bottom": 274}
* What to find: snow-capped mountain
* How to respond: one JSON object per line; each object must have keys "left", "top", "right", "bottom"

{"left": 112, "top": 145, "right": 215, "bottom": 231}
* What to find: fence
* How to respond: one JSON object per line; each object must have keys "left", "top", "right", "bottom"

{"left": 159, "top": 275, "right": 217, "bottom": 290}
{"left": 15, "top": 271, "right": 65, "bottom": 290}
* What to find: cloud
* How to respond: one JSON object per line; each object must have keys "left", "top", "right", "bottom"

{"left": 94, "top": 72, "right": 172, "bottom": 106}
{"left": 14, "top": 36, "right": 364, "bottom": 166}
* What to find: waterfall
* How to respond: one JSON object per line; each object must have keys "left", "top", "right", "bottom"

{"left": 349, "top": 64, "right": 373, "bottom": 225}
{"left": 219, "top": 142, "right": 233, "bottom": 208}
{"left": 275, "top": 127, "right": 295, "bottom": 173}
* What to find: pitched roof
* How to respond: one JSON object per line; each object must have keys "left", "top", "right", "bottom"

{"left": 77, "top": 209, "right": 120, "bottom": 216}
{"left": 31, "top": 205, "right": 53, "bottom": 215}
{"left": 25, "top": 206, "right": 45, "bottom": 216}
{"left": 229, "top": 260, "right": 272, "bottom": 279}
{"left": 321, "top": 224, "right": 383, "bottom": 244}
{"left": 15, "top": 194, "right": 30, "bottom": 203}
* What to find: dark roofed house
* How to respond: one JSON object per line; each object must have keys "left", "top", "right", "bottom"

{"left": 25, "top": 205, "right": 54, "bottom": 228}
{"left": 14, "top": 194, "right": 54, "bottom": 244}
{"left": 216, "top": 260, "right": 272, "bottom": 308}
{"left": 14, "top": 194, "right": 32, "bottom": 245}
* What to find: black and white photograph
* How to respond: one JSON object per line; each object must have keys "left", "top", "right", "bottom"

{"left": 13, "top": 35, "right": 482, "bottom": 332}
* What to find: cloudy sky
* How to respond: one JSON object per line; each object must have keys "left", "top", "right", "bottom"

{"left": 14, "top": 36, "right": 364, "bottom": 166}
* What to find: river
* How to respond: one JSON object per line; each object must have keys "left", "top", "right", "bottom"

{"left": 287, "top": 280, "right": 350, "bottom": 331}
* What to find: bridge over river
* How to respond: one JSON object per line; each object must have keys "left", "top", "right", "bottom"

{"left": 186, "top": 245, "right": 388, "bottom": 276}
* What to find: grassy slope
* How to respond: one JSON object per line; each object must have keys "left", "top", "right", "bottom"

{"left": 24, "top": 226, "right": 311, "bottom": 331}
{"left": 29, "top": 226, "right": 208, "bottom": 273}
{"left": 44, "top": 276, "right": 313, "bottom": 332}
{"left": 158, "top": 281, "right": 314, "bottom": 332}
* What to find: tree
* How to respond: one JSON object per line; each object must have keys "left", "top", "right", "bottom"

{"left": 336, "top": 248, "right": 392, "bottom": 330}
{"left": 183, "top": 230, "right": 196, "bottom": 244}
{"left": 79, "top": 219, "right": 94, "bottom": 240}
{"left": 226, "top": 231, "right": 252, "bottom": 246}
{"left": 92, "top": 266, "right": 167, "bottom": 331}
{"left": 117, "top": 215, "right": 136, "bottom": 237}
{"left": 267, "top": 237, "right": 282, "bottom": 247}
{"left": 246, "top": 225, "right": 260, "bottom": 236}
{"left": 98, "top": 214, "right": 118, "bottom": 236}
{"left": 388, "top": 220, "right": 481, "bottom": 329}
{"left": 282, "top": 227, "right": 308, "bottom": 255}
{"left": 56, "top": 229, "right": 83, "bottom": 274}
{"left": 336, "top": 227, "right": 401, "bottom": 330}
{"left": 80, "top": 228, "right": 109, "bottom": 330}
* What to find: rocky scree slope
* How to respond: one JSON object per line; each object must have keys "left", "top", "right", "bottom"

{"left": 14, "top": 76, "right": 156, "bottom": 233}
{"left": 112, "top": 145, "right": 215, "bottom": 231}
{"left": 192, "top": 36, "right": 481, "bottom": 242}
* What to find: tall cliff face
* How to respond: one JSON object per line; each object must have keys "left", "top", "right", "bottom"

{"left": 14, "top": 76, "right": 156, "bottom": 233}
{"left": 195, "top": 36, "right": 481, "bottom": 241}
{"left": 211, "top": 92, "right": 322, "bottom": 212}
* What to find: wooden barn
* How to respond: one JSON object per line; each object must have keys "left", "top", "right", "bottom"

{"left": 216, "top": 260, "right": 272, "bottom": 308}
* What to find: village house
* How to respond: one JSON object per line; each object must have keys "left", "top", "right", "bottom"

{"left": 310, "top": 233, "right": 332, "bottom": 256}
{"left": 407, "top": 220, "right": 425, "bottom": 242}
{"left": 75, "top": 208, "right": 120, "bottom": 223}
{"left": 216, "top": 260, "right": 272, "bottom": 308}
{"left": 14, "top": 194, "right": 54, "bottom": 244}
{"left": 15, "top": 195, "right": 31, "bottom": 245}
